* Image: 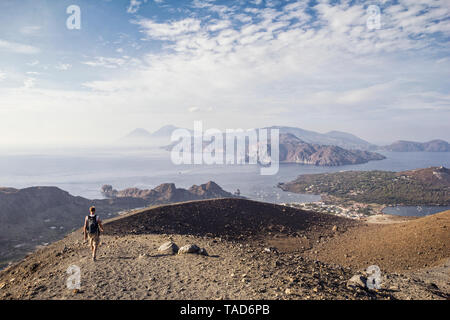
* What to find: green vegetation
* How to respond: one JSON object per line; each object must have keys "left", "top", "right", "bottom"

{"left": 279, "top": 170, "right": 449, "bottom": 205}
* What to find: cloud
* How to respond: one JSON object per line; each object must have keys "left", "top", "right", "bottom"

{"left": 23, "top": 77, "right": 36, "bottom": 89}
{"left": 135, "top": 18, "right": 202, "bottom": 40}
{"left": 82, "top": 56, "right": 140, "bottom": 69}
{"left": 127, "top": 0, "right": 147, "bottom": 14}
{"left": 27, "top": 60, "right": 40, "bottom": 66}
{"left": 55, "top": 63, "right": 72, "bottom": 71}
{"left": 2, "top": 0, "right": 449, "bottom": 144}
{"left": 0, "top": 71, "right": 6, "bottom": 81}
{"left": 78, "top": 1, "right": 450, "bottom": 140}
{"left": 188, "top": 106, "right": 200, "bottom": 113}
{"left": 0, "top": 39, "right": 40, "bottom": 54}
{"left": 20, "top": 26, "right": 42, "bottom": 35}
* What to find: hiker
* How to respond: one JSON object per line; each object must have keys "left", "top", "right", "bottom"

{"left": 83, "top": 206, "right": 104, "bottom": 261}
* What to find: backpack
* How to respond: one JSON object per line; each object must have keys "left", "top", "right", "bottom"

{"left": 87, "top": 215, "right": 99, "bottom": 234}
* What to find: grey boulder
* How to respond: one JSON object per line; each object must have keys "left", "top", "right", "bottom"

{"left": 158, "top": 241, "right": 179, "bottom": 255}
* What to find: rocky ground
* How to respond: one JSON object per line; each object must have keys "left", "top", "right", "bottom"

{"left": 0, "top": 199, "right": 448, "bottom": 300}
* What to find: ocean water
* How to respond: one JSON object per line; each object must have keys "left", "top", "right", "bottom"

{"left": 0, "top": 148, "right": 449, "bottom": 214}
{"left": 382, "top": 206, "right": 450, "bottom": 217}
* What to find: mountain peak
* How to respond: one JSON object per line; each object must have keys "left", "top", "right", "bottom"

{"left": 151, "top": 125, "right": 180, "bottom": 137}
{"left": 124, "top": 128, "right": 152, "bottom": 139}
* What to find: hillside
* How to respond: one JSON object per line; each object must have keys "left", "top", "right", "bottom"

{"left": 0, "top": 182, "right": 237, "bottom": 269}
{"left": 278, "top": 167, "right": 450, "bottom": 206}
{"left": 0, "top": 199, "right": 448, "bottom": 300}
{"left": 0, "top": 186, "right": 146, "bottom": 269}
{"left": 382, "top": 140, "right": 450, "bottom": 152}
{"left": 103, "top": 198, "right": 359, "bottom": 241}
{"left": 304, "top": 210, "right": 450, "bottom": 273}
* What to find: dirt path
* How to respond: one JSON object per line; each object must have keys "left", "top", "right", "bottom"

{"left": 363, "top": 214, "right": 418, "bottom": 224}
{"left": 0, "top": 230, "right": 447, "bottom": 300}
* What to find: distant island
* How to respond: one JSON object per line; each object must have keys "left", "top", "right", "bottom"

{"left": 278, "top": 166, "right": 450, "bottom": 207}
{"left": 101, "top": 181, "right": 239, "bottom": 204}
{"left": 276, "top": 133, "right": 385, "bottom": 166}
{"left": 162, "top": 132, "right": 386, "bottom": 166}
{"left": 119, "top": 125, "right": 186, "bottom": 144}
{"left": 122, "top": 125, "right": 449, "bottom": 155}
{"left": 124, "top": 124, "right": 377, "bottom": 150}
{"left": 265, "top": 126, "right": 377, "bottom": 151}
{"left": 381, "top": 139, "right": 450, "bottom": 152}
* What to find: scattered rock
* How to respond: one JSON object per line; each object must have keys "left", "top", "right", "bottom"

{"left": 426, "top": 282, "right": 439, "bottom": 290}
{"left": 178, "top": 244, "right": 200, "bottom": 255}
{"left": 263, "top": 247, "right": 278, "bottom": 253}
{"left": 389, "top": 285, "right": 399, "bottom": 291}
{"left": 288, "top": 277, "right": 298, "bottom": 283}
{"left": 158, "top": 241, "right": 179, "bottom": 255}
{"left": 285, "top": 288, "right": 298, "bottom": 295}
{"left": 347, "top": 275, "right": 367, "bottom": 289}
{"left": 198, "top": 248, "right": 209, "bottom": 256}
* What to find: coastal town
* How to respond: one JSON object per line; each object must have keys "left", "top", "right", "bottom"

{"left": 281, "top": 201, "right": 380, "bottom": 220}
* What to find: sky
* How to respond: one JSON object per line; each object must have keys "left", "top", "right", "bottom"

{"left": 0, "top": 0, "right": 449, "bottom": 146}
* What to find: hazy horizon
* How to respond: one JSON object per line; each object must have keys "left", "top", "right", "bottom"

{"left": 0, "top": 0, "right": 449, "bottom": 146}
{"left": 0, "top": 122, "right": 448, "bottom": 150}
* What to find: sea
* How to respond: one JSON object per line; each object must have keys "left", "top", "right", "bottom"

{"left": 0, "top": 147, "right": 449, "bottom": 217}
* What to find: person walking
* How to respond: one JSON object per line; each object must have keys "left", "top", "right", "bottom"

{"left": 83, "top": 206, "right": 104, "bottom": 261}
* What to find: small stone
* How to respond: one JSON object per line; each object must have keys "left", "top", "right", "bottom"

{"left": 158, "top": 241, "right": 179, "bottom": 255}
{"left": 178, "top": 244, "right": 200, "bottom": 255}
{"left": 347, "top": 275, "right": 367, "bottom": 289}
{"left": 389, "top": 285, "right": 399, "bottom": 291}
